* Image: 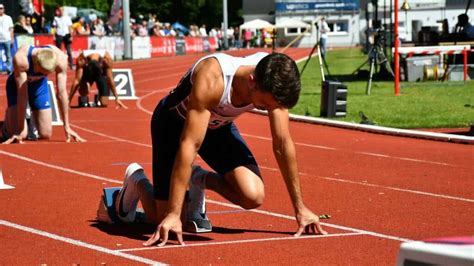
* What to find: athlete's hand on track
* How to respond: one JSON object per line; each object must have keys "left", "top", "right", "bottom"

{"left": 294, "top": 206, "right": 328, "bottom": 236}
{"left": 2, "top": 134, "right": 24, "bottom": 144}
{"left": 115, "top": 99, "right": 128, "bottom": 109}
{"left": 65, "top": 128, "right": 86, "bottom": 143}
{"left": 143, "top": 214, "right": 184, "bottom": 247}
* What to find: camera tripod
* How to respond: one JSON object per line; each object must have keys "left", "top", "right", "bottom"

{"left": 352, "top": 34, "right": 394, "bottom": 95}
{"left": 300, "top": 22, "right": 332, "bottom": 80}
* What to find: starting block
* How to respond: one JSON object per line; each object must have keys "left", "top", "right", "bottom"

{"left": 96, "top": 187, "right": 121, "bottom": 224}
{"left": 96, "top": 187, "right": 146, "bottom": 224}
{"left": 397, "top": 236, "right": 474, "bottom": 266}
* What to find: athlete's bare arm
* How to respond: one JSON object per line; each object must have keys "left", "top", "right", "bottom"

{"left": 69, "top": 53, "right": 86, "bottom": 104}
{"left": 144, "top": 58, "right": 223, "bottom": 247}
{"left": 103, "top": 52, "right": 127, "bottom": 109}
{"left": 51, "top": 46, "right": 85, "bottom": 142}
{"left": 11, "top": 46, "right": 30, "bottom": 140}
{"left": 268, "top": 107, "right": 327, "bottom": 236}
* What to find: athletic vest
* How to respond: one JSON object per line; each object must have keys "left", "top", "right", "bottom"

{"left": 169, "top": 52, "right": 268, "bottom": 129}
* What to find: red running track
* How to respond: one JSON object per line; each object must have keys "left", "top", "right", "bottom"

{"left": 1, "top": 48, "right": 473, "bottom": 265}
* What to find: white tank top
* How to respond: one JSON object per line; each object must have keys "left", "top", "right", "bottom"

{"left": 180, "top": 52, "right": 268, "bottom": 129}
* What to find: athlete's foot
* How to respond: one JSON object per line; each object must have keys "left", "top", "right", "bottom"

{"left": 115, "top": 163, "right": 147, "bottom": 223}
{"left": 185, "top": 165, "right": 212, "bottom": 233}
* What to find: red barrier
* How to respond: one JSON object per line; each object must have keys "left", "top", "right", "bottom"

{"left": 150, "top": 36, "right": 176, "bottom": 57}
{"left": 184, "top": 37, "right": 204, "bottom": 54}
{"left": 207, "top": 37, "right": 217, "bottom": 52}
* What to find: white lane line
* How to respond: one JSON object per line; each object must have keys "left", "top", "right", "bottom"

{"left": 319, "top": 175, "right": 474, "bottom": 203}
{"left": 259, "top": 165, "right": 474, "bottom": 203}
{"left": 0, "top": 219, "right": 166, "bottom": 265}
{"left": 207, "top": 200, "right": 412, "bottom": 243}
{"left": 71, "top": 124, "right": 152, "bottom": 148}
{"left": 0, "top": 150, "right": 121, "bottom": 184}
{"left": 136, "top": 87, "right": 174, "bottom": 115}
{"left": 240, "top": 133, "right": 337, "bottom": 151}
{"left": 117, "top": 232, "right": 364, "bottom": 252}
{"left": 1, "top": 150, "right": 413, "bottom": 243}
{"left": 356, "top": 152, "right": 453, "bottom": 166}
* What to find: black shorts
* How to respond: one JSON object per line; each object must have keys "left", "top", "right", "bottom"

{"left": 151, "top": 96, "right": 261, "bottom": 200}
{"left": 81, "top": 69, "right": 109, "bottom": 97}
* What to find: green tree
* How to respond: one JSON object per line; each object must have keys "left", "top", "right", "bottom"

{"left": 43, "top": 0, "right": 243, "bottom": 28}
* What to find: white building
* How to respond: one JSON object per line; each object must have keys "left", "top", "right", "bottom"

{"left": 242, "top": 0, "right": 473, "bottom": 48}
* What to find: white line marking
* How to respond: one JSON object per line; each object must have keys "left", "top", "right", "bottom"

{"left": 206, "top": 200, "right": 412, "bottom": 242}
{"left": 117, "top": 232, "right": 364, "bottom": 252}
{"left": 1, "top": 150, "right": 413, "bottom": 243}
{"left": 319, "top": 175, "right": 474, "bottom": 203}
{"left": 240, "top": 133, "right": 337, "bottom": 151}
{"left": 0, "top": 219, "right": 166, "bottom": 265}
{"left": 0, "top": 150, "right": 122, "bottom": 184}
{"left": 356, "top": 152, "right": 453, "bottom": 166}
{"left": 259, "top": 165, "right": 474, "bottom": 203}
{"left": 136, "top": 87, "right": 174, "bottom": 115}
{"left": 71, "top": 124, "right": 152, "bottom": 148}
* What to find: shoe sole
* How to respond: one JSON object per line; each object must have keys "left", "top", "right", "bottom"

{"left": 185, "top": 219, "right": 212, "bottom": 233}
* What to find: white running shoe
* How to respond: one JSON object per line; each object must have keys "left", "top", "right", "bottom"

{"left": 185, "top": 165, "right": 212, "bottom": 233}
{"left": 115, "top": 163, "right": 147, "bottom": 223}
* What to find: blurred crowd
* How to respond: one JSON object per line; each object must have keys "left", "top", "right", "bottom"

{"left": 8, "top": 6, "right": 275, "bottom": 50}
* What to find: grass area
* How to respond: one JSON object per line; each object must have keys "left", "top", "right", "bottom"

{"left": 293, "top": 48, "right": 474, "bottom": 129}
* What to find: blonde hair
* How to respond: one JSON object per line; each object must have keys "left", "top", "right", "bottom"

{"left": 36, "top": 49, "right": 57, "bottom": 73}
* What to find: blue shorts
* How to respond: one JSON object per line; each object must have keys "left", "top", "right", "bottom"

{"left": 6, "top": 74, "right": 51, "bottom": 111}
{"left": 151, "top": 96, "right": 261, "bottom": 200}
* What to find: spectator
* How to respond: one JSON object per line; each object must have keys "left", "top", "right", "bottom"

{"left": 199, "top": 24, "right": 207, "bottom": 37}
{"left": 0, "top": 3, "right": 14, "bottom": 73}
{"left": 233, "top": 26, "right": 240, "bottom": 48}
{"left": 72, "top": 17, "right": 90, "bottom": 35}
{"left": 25, "top": 16, "right": 34, "bottom": 34}
{"left": 163, "top": 23, "right": 176, "bottom": 36}
{"left": 138, "top": 20, "right": 148, "bottom": 36}
{"left": 243, "top": 29, "right": 252, "bottom": 49}
{"left": 91, "top": 18, "right": 106, "bottom": 37}
{"left": 147, "top": 14, "right": 157, "bottom": 31}
{"left": 150, "top": 22, "right": 163, "bottom": 36}
{"left": 14, "top": 15, "right": 29, "bottom": 34}
{"left": 52, "top": 6, "right": 74, "bottom": 69}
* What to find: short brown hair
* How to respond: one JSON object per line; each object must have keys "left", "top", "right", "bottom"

{"left": 254, "top": 53, "right": 301, "bottom": 108}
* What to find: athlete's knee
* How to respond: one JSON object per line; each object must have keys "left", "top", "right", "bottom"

{"left": 37, "top": 127, "right": 52, "bottom": 139}
{"left": 239, "top": 189, "right": 265, "bottom": 210}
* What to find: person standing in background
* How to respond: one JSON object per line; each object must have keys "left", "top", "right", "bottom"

{"left": 319, "top": 17, "right": 330, "bottom": 58}
{"left": 0, "top": 3, "right": 14, "bottom": 74}
{"left": 53, "top": 6, "right": 74, "bottom": 69}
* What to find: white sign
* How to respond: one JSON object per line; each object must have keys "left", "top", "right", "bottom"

{"left": 109, "top": 69, "right": 137, "bottom": 100}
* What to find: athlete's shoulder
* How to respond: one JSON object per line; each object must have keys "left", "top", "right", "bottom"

{"left": 12, "top": 45, "right": 30, "bottom": 71}
{"left": 193, "top": 56, "right": 222, "bottom": 80}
